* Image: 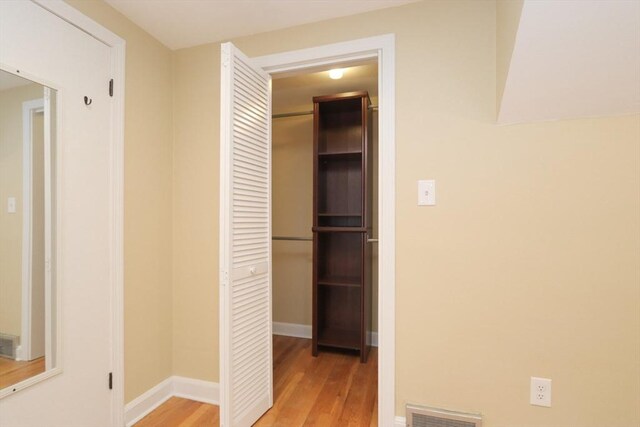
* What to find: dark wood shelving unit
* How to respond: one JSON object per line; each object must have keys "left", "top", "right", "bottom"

{"left": 312, "top": 91, "right": 372, "bottom": 363}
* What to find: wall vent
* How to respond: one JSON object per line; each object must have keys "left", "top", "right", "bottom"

{"left": 407, "top": 404, "right": 482, "bottom": 427}
{"left": 0, "top": 333, "right": 19, "bottom": 359}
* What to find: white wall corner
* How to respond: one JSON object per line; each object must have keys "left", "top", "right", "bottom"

{"left": 172, "top": 375, "right": 220, "bottom": 405}
{"left": 124, "top": 376, "right": 219, "bottom": 426}
{"left": 124, "top": 377, "right": 173, "bottom": 427}
{"left": 395, "top": 415, "right": 407, "bottom": 427}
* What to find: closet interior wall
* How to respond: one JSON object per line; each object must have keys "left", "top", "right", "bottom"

{"left": 272, "top": 65, "right": 378, "bottom": 337}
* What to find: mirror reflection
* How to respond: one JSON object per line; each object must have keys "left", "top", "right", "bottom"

{"left": 0, "top": 69, "right": 56, "bottom": 392}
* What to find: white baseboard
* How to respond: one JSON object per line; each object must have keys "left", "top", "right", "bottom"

{"left": 125, "top": 376, "right": 219, "bottom": 426}
{"left": 172, "top": 375, "right": 219, "bottom": 405}
{"left": 273, "top": 321, "right": 378, "bottom": 347}
{"left": 124, "top": 377, "right": 173, "bottom": 427}
{"left": 15, "top": 345, "right": 23, "bottom": 361}
{"left": 273, "top": 321, "right": 311, "bottom": 339}
{"left": 395, "top": 415, "right": 407, "bottom": 426}
{"left": 370, "top": 331, "right": 379, "bottom": 347}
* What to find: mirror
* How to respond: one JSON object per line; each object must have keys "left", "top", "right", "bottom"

{"left": 0, "top": 69, "right": 56, "bottom": 393}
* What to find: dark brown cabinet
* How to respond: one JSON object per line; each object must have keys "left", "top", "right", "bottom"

{"left": 312, "top": 91, "right": 372, "bottom": 363}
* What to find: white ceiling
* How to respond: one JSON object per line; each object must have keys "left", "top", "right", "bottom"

{"left": 273, "top": 62, "right": 377, "bottom": 113}
{"left": 104, "top": 0, "right": 418, "bottom": 50}
{"left": 498, "top": 0, "right": 640, "bottom": 124}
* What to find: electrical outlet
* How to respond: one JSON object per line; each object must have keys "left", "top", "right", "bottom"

{"left": 530, "top": 377, "right": 552, "bottom": 407}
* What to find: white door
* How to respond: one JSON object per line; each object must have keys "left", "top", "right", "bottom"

{"left": 219, "top": 42, "right": 273, "bottom": 427}
{"left": 0, "top": 1, "right": 118, "bottom": 425}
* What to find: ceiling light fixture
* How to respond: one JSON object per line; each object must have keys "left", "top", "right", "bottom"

{"left": 329, "top": 68, "right": 344, "bottom": 79}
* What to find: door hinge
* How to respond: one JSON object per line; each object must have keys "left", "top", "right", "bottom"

{"left": 108, "top": 372, "right": 113, "bottom": 390}
{"left": 221, "top": 270, "right": 228, "bottom": 287}
{"left": 109, "top": 79, "right": 114, "bottom": 97}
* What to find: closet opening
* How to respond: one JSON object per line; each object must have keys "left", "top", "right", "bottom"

{"left": 261, "top": 60, "right": 379, "bottom": 424}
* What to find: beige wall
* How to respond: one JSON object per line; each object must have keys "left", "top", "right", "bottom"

{"left": 272, "top": 115, "right": 314, "bottom": 327}
{"left": 0, "top": 83, "right": 44, "bottom": 338}
{"left": 171, "top": 46, "right": 219, "bottom": 381}
{"left": 397, "top": 113, "right": 640, "bottom": 425}
{"left": 171, "top": 1, "right": 640, "bottom": 425}
{"left": 64, "top": 1, "right": 174, "bottom": 403}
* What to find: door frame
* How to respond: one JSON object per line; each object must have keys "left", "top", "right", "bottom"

{"left": 252, "top": 34, "right": 397, "bottom": 426}
{"left": 21, "top": 1, "right": 125, "bottom": 424}
{"left": 19, "top": 97, "right": 44, "bottom": 363}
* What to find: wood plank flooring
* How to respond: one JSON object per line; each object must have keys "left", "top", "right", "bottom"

{"left": 135, "top": 335, "right": 377, "bottom": 426}
{"left": 135, "top": 396, "right": 220, "bottom": 427}
{"left": 0, "top": 356, "right": 45, "bottom": 389}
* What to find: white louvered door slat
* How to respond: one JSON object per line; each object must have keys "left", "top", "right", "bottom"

{"left": 219, "top": 42, "right": 273, "bottom": 427}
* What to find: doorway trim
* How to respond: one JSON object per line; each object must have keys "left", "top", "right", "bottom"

{"left": 252, "top": 34, "right": 396, "bottom": 426}
{"left": 19, "top": 97, "right": 44, "bottom": 363}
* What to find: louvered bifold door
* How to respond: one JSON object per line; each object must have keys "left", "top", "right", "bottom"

{"left": 219, "top": 42, "right": 273, "bottom": 427}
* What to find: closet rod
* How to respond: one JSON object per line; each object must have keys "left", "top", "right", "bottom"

{"left": 273, "top": 236, "right": 313, "bottom": 241}
{"left": 272, "top": 105, "right": 378, "bottom": 119}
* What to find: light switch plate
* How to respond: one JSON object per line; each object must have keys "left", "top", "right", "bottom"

{"left": 7, "top": 197, "right": 16, "bottom": 214}
{"left": 418, "top": 180, "right": 435, "bottom": 206}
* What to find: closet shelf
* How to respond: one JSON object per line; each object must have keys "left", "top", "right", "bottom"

{"left": 318, "top": 328, "right": 360, "bottom": 350}
{"left": 317, "top": 213, "right": 362, "bottom": 217}
{"left": 312, "top": 226, "right": 366, "bottom": 233}
{"left": 318, "top": 150, "right": 362, "bottom": 158}
{"left": 317, "top": 277, "right": 361, "bottom": 288}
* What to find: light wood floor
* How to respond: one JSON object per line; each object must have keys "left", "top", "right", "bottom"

{"left": 0, "top": 356, "right": 45, "bottom": 389}
{"left": 135, "top": 335, "right": 377, "bottom": 426}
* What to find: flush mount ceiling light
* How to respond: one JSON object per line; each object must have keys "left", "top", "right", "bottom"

{"left": 329, "top": 68, "right": 344, "bottom": 79}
